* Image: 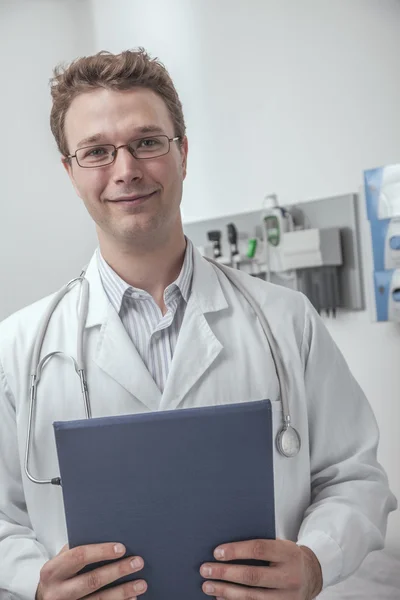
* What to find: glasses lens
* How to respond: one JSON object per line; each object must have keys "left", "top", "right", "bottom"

{"left": 130, "top": 136, "right": 169, "bottom": 159}
{"left": 76, "top": 145, "right": 115, "bottom": 167}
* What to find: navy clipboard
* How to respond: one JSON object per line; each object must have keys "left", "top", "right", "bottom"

{"left": 54, "top": 399, "right": 275, "bottom": 599}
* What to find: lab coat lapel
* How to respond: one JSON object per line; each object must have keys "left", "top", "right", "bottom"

{"left": 83, "top": 251, "right": 161, "bottom": 411}
{"left": 160, "top": 248, "right": 229, "bottom": 411}
{"left": 95, "top": 305, "right": 161, "bottom": 411}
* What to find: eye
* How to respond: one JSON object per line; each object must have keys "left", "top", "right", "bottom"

{"left": 84, "top": 146, "right": 108, "bottom": 158}
{"left": 137, "top": 137, "right": 162, "bottom": 148}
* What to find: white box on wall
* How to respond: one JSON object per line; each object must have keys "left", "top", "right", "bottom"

{"left": 281, "top": 227, "right": 342, "bottom": 271}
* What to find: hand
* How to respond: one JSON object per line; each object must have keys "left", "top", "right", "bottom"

{"left": 200, "top": 539, "right": 323, "bottom": 599}
{"left": 36, "top": 542, "right": 147, "bottom": 600}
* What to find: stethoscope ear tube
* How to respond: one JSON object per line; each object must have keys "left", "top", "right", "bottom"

{"left": 25, "top": 275, "right": 89, "bottom": 486}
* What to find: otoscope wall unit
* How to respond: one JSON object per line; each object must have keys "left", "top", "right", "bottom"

{"left": 183, "top": 193, "right": 364, "bottom": 315}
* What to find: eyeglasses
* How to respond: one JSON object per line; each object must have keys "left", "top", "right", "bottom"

{"left": 65, "top": 135, "right": 181, "bottom": 168}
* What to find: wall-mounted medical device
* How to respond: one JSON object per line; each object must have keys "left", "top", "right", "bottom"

{"left": 280, "top": 227, "right": 342, "bottom": 271}
{"left": 206, "top": 230, "right": 225, "bottom": 261}
{"left": 365, "top": 164, "right": 400, "bottom": 220}
{"left": 261, "top": 194, "right": 295, "bottom": 279}
{"left": 279, "top": 227, "right": 343, "bottom": 317}
{"left": 373, "top": 270, "right": 400, "bottom": 322}
{"left": 364, "top": 163, "right": 400, "bottom": 322}
{"left": 368, "top": 218, "right": 400, "bottom": 271}
{"left": 184, "top": 194, "right": 363, "bottom": 316}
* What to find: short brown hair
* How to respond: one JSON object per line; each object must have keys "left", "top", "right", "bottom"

{"left": 49, "top": 48, "right": 186, "bottom": 157}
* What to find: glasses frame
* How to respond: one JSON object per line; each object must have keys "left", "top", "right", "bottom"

{"left": 64, "top": 135, "right": 181, "bottom": 168}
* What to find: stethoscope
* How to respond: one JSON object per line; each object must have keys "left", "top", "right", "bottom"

{"left": 24, "top": 260, "right": 301, "bottom": 487}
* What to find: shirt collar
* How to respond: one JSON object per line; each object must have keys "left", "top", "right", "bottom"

{"left": 97, "top": 238, "right": 194, "bottom": 314}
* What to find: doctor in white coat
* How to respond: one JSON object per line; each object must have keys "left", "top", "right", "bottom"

{"left": 0, "top": 49, "right": 396, "bottom": 600}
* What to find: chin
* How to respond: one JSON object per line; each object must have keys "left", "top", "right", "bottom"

{"left": 119, "top": 219, "right": 163, "bottom": 242}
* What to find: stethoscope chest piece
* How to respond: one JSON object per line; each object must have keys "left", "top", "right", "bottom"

{"left": 277, "top": 424, "right": 301, "bottom": 458}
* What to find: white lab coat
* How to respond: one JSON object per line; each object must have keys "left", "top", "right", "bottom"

{"left": 0, "top": 247, "right": 396, "bottom": 599}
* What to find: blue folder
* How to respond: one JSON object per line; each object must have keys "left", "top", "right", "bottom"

{"left": 54, "top": 399, "right": 275, "bottom": 599}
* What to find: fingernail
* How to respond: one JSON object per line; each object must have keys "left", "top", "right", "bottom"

{"left": 114, "top": 543, "right": 125, "bottom": 554}
{"left": 214, "top": 548, "right": 225, "bottom": 559}
{"left": 204, "top": 583, "right": 215, "bottom": 594}
{"left": 133, "top": 581, "right": 146, "bottom": 593}
{"left": 131, "top": 557, "right": 143, "bottom": 569}
{"left": 201, "top": 565, "right": 212, "bottom": 577}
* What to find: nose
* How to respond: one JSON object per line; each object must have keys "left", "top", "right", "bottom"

{"left": 112, "top": 145, "right": 143, "bottom": 184}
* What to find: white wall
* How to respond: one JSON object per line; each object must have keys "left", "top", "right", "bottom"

{"left": 91, "top": 0, "right": 400, "bottom": 222}
{"left": 1, "top": 0, "right": 399, "bottom": 554}
{"left": 91, "top": 0, "right": 400, "bottom": 553}
{"left": 0, "top": 0, "right": 97, "bottom": 320}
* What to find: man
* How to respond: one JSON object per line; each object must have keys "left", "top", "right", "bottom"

{"left": 0, "top": 49, "right": 396, "bottom": 600}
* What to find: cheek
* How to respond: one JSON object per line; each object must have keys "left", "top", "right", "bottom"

{"left": 152, "top": 158, "right": 183, "bottom": 194}
{"left": 73, "top": 170, "right": 106, "bottom": 202}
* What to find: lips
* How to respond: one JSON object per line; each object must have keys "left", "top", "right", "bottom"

{"left": 112, "top": 191, "right": 157, "bottom": 203}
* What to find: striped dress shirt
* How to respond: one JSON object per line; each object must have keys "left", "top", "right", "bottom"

{"left": 96, "top": 240, "right": 194, "bottom": 393}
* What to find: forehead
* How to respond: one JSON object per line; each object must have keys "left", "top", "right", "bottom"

{"left": 64, "top": 87, "right": 174, "bottom": 150}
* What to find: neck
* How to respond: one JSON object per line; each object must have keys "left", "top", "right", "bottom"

{"left": 98, "top": 230, "right": 187, "bottom": 313}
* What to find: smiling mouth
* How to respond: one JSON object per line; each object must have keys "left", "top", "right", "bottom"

{"left": 111, "top": 191, "right": 158, "bottom": 204}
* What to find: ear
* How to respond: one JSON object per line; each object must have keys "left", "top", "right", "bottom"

{"left": 62, "top": 157, "right": 82, "bottom": 199}
{"left": 180, "top": 136, "right": 189, "bottom": 181}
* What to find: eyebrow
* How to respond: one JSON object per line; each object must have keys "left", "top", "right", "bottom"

{"left": 76, "top": 125, "right": 166, "bottom": 149}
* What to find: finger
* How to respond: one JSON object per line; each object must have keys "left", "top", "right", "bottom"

{"left": 86, "top": 578, "right": 147, "bottom": 600}
{"left": 200, "top": 562, "right": 287, "bottom": 589}
{"left": 59, "top": 544, "right": 69, "bottom": 554}
{"left": 46, "top": 542, "right": 127, "bottom": 579}
{"left": 64, "top": 555, "right": 146, "bottom": 599}
{"left": 214, "top": 539, "right": 292, "bottom": 563}
{"left": 202, "top": 580, "right": 272, "bottom": 599}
